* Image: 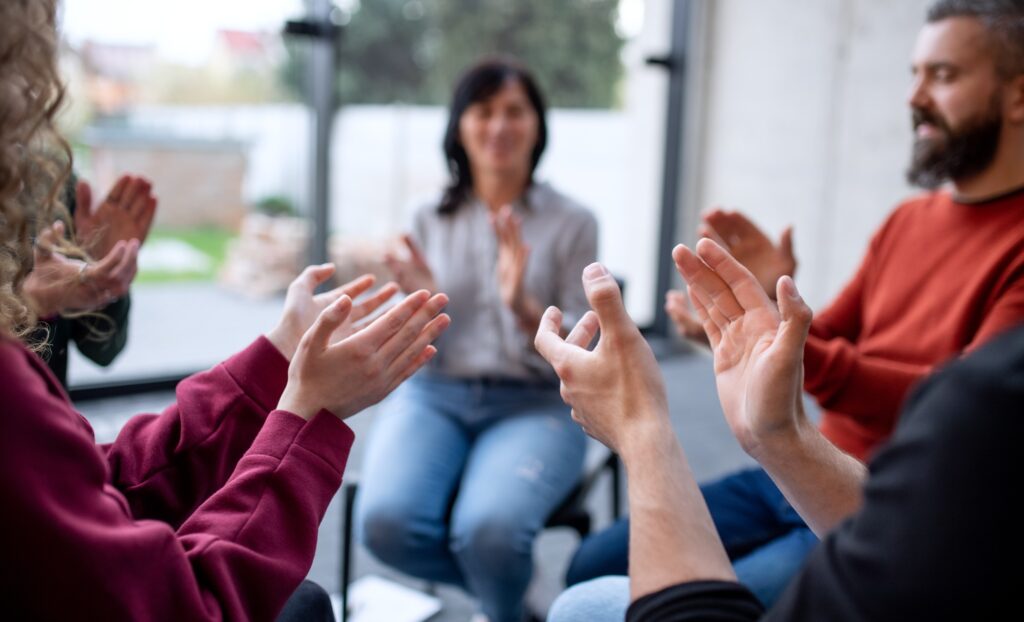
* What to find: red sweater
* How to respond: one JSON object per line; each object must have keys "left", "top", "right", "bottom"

{"left": 804, "top": 189, "right": 1024, "bottom": 460}
{"left": 0, "top": 336, "right": 354, "bottom": 621}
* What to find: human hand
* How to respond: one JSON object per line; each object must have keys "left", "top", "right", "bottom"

{"left": 535, "top": 263, "right": 670, "bottom": 458}
{"left": 74, "top": 175, "right": 157, "bottom": 259}
{"left": 384, "top": 234, "right": 438, "bottom": 294}
{"left": 266, "top": 264, "right": 399, "bottom": 362}
{"left": 277, "top": 288, "right": 451, "bottom": 420}
{"left": 700, "top": 208, "right": 796, "bottom": 299}
{"left": 672, "top": 239, "right": 812, "bottom": 457}
{"left": 665, "top": 289, "right": 709, "bottom": 346}
{"left": 491, "top": 205, "right": 532, "bottom": 315}
{"left": 23, "top": 221, "right": 139, "bottom": 317}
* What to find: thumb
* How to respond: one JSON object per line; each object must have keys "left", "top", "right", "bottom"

{"left": 779, "top": 226, "right": 795, "bottom": 261}
{"left": 581, "top": 263, "right": 632, "bottom": 337}
{"left": 293, "top": 263, "right": 336, "bottom": 293}
{"left": 304, "top": 295, "right": 353, "bottom": 351}
{"left": 775, "top": 276, "right": 812, "bottom": 351}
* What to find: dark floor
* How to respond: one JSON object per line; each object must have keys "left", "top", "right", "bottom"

{"left": 76, "top": 344, "right": 815, "bottom": 621}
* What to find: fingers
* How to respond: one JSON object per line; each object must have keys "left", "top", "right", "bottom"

{"left": 565, "top": 310, "right": 600, "bottom": 349}
{"left": 665, "top": 290, "right": 708, "bottom": 341}
{"left": 317, "top": 273, "right": 375, "bottom": 306}
{"left": 291, "top": 263, "right": 336, "bottom": 295}
{"left": 107, "top": 176, "right": 130, "bottom": 203}
{"left": 686, "top": 286, "right": 723, "bottom": 348}
{"left": 357, "top": 289, "right": 431, "bottom": 347}
{"left": 119, "top": 176, "right": 149, "bottom": 211}
{"left": 780, "top": 226, "right": 795, "bottom": 262}
{"left": 402, "top": 234, "right": 429, "bottom": 268}
{"left": 385, "top": 312, "right": 450, "bottom": 376}
{"left": 672, "top": 244, "right": 743, "bottom": 321}
{"left": 136, "top": 195, "right": 158, "bottom": 241}
{"left": 385, "top": 345, "right": 438, "bottom": 394}
{"left": 349, "top": 282, "right": 399, "bottom": 323}
{"left": 697, "top": 222, "right": 729, "bottom": 249}
{"left": 534, "top": 306, "right": 572, "bottom": 367}
{"left": 376, "top": 292, "right": 449, "bottom": 362}
{"left": 304, "top": 296, "right": 354, "bottom": 352}
{"left": 694, "top": 238, "right": 773, "bottom": 312}
{"left": 581, "top": 262, "right": 634, "bottom": 338}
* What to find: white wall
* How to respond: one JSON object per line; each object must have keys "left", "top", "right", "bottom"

{"left": 688, "top": 0, "right": 932, "bottom": 308}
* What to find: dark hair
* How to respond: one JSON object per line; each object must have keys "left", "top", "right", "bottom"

{"left": 927, "top": 0, "right": 1024, "bottom": 78}
{"left": 439, "top": 58, "right": 548, "bottom": 215}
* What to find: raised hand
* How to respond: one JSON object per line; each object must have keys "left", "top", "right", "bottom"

{"left": 23, "top": 221, "right": 139, "bottom": 317}
{"left": 672, "top": 238, "right": 812, "bottom": 457}
{"left": 534, "top": 263, "right": 669, "bottom": 456}
{"left": 277, "top": 288, "right": 451, "bottom": 421}
{"left": 700, "top": 208, "right": 796, "bottom": 299}
{"left": 74, "top": 175, "right": 157, "bottom": 260}
{"left": 665, "top": 289, "right": 709, "bottom": 346}
{"left": 266, "top": 264, "right": 401, "bottom": 361}
{"left": 385, "top": 234, "right": 438, "bottom": 294}
{"left": 491, "top": 205, "right": 529, "bottom": 310}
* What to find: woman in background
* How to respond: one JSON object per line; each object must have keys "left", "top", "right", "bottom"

{"left": 356, "top": 58, "right": 599, "bottom": 622}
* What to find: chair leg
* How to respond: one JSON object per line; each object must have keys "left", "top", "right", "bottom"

{"left": 341, "top": 483, "right": 358, "bottom": 622}
{"left": 611, "top": 454, "right": 622, "bottom": 521}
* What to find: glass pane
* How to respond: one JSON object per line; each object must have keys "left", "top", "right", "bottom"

{"left": 59, "top": 0, "right": 310, "bottom": 386}
{"left": 326, "top": 0, "right": 669, "bottom": 326}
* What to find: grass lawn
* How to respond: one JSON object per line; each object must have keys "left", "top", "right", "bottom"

{"left": 137, "top": 227, "right": 236, "bottom": 284}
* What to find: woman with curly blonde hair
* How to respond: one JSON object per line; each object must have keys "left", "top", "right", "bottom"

{"left": 0, "top": 2, "right": 451, "bottom": 619}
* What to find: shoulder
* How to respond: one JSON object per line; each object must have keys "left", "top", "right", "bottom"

{"left": 0, "top": 338, "right": 70, "bottom": 422}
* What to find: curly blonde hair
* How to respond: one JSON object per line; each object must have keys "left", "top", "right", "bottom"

{"left": 1, "top": 0, "right": 73, "bottom": 342}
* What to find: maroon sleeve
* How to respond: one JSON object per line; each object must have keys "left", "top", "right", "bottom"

{"left": 102, "top": 336, "right": 291, "bottom": 526}
{"left": 1, "top": 340, "right": 354, "bottom": 621}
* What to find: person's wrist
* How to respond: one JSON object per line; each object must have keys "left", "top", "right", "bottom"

{"left": 744, "top": 403, "right": 811, "bottom": 462}
{"left": 265, "top": 322, "right": 300, "bottom": 362}
{"left": 277, "top": 382, "right": 318, "bottom": 421}
{"left": 617, "top": 412, "right": 675, "bottom": 464}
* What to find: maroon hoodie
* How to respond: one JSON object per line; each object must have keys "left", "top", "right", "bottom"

{"left": 0, "top": 336, "right": 354, "bottom": 621}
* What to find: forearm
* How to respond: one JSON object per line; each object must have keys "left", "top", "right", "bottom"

{"left": 512, "top": 294, "right": 545, "bottom": 337}
{"left": 621, "top": 419, "right": 735, "bottom": 601}
{"left": 750, "top": 416, "right": 867, "bottom": 536}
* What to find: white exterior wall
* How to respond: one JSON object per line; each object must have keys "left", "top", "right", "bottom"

{"left": 688, "top": 0, "right": 932, "bottom": 308}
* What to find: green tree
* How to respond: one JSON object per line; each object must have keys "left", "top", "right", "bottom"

{"left": 284, "top": 0, "right": 624, "bottom": 108}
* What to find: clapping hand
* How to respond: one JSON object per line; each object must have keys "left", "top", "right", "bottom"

{"left": 23, "top": 221, "right": 139, "bottom": 317}
{"left": 534, "top": 263, "right": 669, "bottom": 457}
{"left": 266, "top": 265, "right": 401, "bottom": 362}
{"left": 672, "top": 239, "right": 812, "bottom": 457}
{"left": 700, "top": 209, "right": 796, "bottom": 299}
{"left": 385, "top": 234, "right": 438, "bottom": 294}
{"left": 74, "top": 175, "right": 157, "bottom": 260}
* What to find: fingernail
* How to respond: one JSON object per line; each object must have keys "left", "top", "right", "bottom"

{"left": 782, "top": 276, "right": 801, "bottom": 299}
{"left": 583, "top": 263, "right": 608, "bottom": 280}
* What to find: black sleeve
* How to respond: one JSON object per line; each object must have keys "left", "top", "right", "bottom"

{"left": 764, "top": 326, "right": 1024, "bottom": 622}
{"left": 626, "top": 581, "right": 764, "bottom": 622}
{"left": 69, "top": 293, "right": 131, "bottom": 366}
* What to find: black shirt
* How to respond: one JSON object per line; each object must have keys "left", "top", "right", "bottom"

{"left": 628, "top": 324, "right": 1024, "bottom": 621}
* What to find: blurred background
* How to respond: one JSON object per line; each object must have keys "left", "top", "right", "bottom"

{"left": 63, "top": 0, "right": 934, "bottom": 617}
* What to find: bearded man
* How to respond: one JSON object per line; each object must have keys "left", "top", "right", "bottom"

{"left": 551, "top": 1, "right": 1024, "bottom": 619}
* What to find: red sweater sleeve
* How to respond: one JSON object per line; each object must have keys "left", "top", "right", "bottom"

{"left": 1, "top": 340, "right": 354, "bottom": 621}
{"left": 103, "top": 336, "right": 290, "bottom": 526}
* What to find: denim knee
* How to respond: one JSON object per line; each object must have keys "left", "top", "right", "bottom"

{"left": 358, "top": 499, "right": 443, "bottom": 570}
{"left": 450, "top": 514, "right": 531, "bottom": 575}
{"left": 548, "top": 576, "right": 630, "bottom": 622}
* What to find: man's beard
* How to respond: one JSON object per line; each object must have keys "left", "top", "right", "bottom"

{"left": 906, "top": 97, "right": 1003, "bottom": 189}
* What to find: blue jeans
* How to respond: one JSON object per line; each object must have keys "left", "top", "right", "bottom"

{"left": 355, "top": 373, "right": 586, "bottom": 622}
{"left": 553, "top": 467, "right": 817, "bottom": 621}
